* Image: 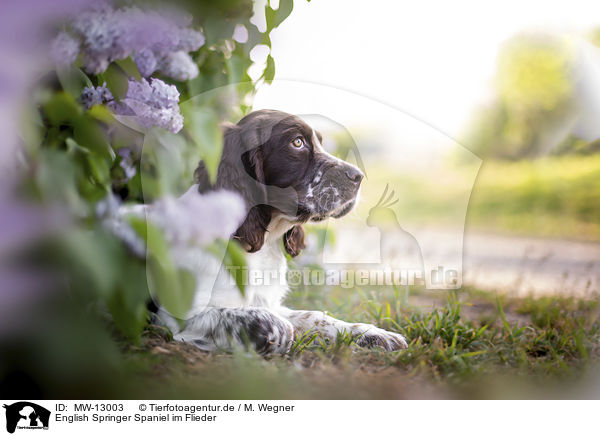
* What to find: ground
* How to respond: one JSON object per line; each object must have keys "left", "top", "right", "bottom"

{"left": 117, "top": 284, "right": 600, "bottom": 399}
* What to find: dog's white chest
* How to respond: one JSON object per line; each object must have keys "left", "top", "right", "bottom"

{"left": 244, "top": 239, "right": 289, "bottom": 308}
{"left": 181, "top": 217, "right": 292, "bottom": 317}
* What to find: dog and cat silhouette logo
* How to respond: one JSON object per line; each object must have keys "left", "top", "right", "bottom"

{"left": 3, "top": 402, "right": 50, "bottom": 433}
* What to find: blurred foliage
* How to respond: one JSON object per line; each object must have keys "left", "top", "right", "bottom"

{"left": 358, "top": 155, "right": 600, "bottom": 241}
{"left": 2, "top": 0, "right": 299, "bottom": 398}
{"left": 452, "top": 31, "right": 600, "bottom": 241}
{"left": 462, "top": 34, "right": 578, "bottom": 160}
{"left": 468, "top": 155, "right": 600, "bottom": 240}
{"left": 497, "top": 38, "right": 572, "bottom": 112}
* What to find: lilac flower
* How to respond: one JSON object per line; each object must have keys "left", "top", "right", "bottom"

{"left": 117, "top": 148, "right": 137, "bottom": 181}
{"left": 64, "top": 4, "right": 204, "bottom": 79}
{"left": 158, "top": 51, "right": 199, "bottom": 81}
{"left": 72, "top": 5, "right": 129, "bottom": 74}
{"left": 50, "top": 32, "right": 80, "bottom": 66}
{"left": 80, "top": 82, "right": 112, "bottom": 109}
{"left": 96, "top": 194, "right": 146, "bottom": 257}
{"left": 149, "top": 188, "right": 246, "bottom": 247}
{"left": 116, "top": 78, "right": 183, "bottom": 133}
{"left": 102, "top": 188, "right": 245, "bottom": 256}
{"left": 176, "top": 28, "right": 206, "bottom": 52}
{"left": 80, "top": 78, "right": 183, "bottom": 133}
{"left": 95, "top": 191, "right": 121, "bottom": 218}
{"left": 134, "top": 49, "right": 158, "bottom": 78}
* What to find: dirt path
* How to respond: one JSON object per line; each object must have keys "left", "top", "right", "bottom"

{"left": 462, "top": 230, "right": 600, "bottom": 297}
{"left": 320, "top": 224, "right": 600, "bottom": 297}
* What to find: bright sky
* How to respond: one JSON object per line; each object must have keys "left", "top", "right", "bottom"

{"left": 253, "top": 0, "right": 600, "bottom": 141}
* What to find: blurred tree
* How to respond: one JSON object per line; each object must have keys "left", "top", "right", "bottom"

{"left": 462, "top": 34, "right": 576, "bottom": 159}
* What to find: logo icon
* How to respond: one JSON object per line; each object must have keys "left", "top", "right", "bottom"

{"left": 3, "top": 402, "right": 50, "bottom": 434}
{"left": 367, "top": 184, "right": 424, "bottom": 276}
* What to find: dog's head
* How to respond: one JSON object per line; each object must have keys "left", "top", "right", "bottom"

{"left": 195, "top": 109, "right": 363, "bottom": 256}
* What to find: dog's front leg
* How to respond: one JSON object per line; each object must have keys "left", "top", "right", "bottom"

{"left": 277, "top": 307, "right": 407, "bottom": 351}
{"left": 173, "top": 307, "right": 294, "bottom": 355}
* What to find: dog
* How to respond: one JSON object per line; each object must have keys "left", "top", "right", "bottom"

{"left": 151, "top": 109, "right": 408, "bottom": 354}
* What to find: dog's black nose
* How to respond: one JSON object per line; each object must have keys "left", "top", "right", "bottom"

{"left": 345, "top": 166, "right": 364, "bottom": 184}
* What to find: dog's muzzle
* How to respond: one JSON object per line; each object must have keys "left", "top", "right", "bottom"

{"left": 309, "top": 162, "right": 363, "bottom": 221}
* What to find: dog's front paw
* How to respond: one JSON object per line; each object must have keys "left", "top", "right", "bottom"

{"left": 244, "top": 309, "right": 295, "bottom": 355}
{"left": 353, "top": 324, "right": 408, "bottom": 351}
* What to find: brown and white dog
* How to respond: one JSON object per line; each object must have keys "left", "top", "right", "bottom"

{"left": 153, "top": 109, "right": 408, "bottom": 354}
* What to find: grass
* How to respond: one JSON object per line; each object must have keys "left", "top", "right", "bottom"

{"left": 469, "top": 155, "right": 600, "bottom": 240}
{"left": 358, "top": 154, "right": 600, "bottom": 241}
{"left": 113, "top": 283, "right": 600, "bottom": 399}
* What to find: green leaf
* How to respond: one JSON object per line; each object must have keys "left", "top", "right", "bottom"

{"left": 56, "top": 66, "right": 93, "bottom": 99}
{"left": 202, "top": 17, "right": 237, "bottom": 45}
{"left": 243, "top": 24, "right": 264, "bottom": 56}
{"left": 115, "top": 57, "right": 142, "bottom": 82}
{"left": 61, "top": 229, "right": 125, "bottom": 299}
{"left": 102, "top": 63, "right": 129, "bottom": 100}
{"left": 457, "top": 350, "right": 487, "bottom": 358}
{"left": 496, "top": 297, "right": 511, "bottom": 333}
{"left": 273, "top": 0, "right": 294, "bottom": 28}
{"left": 35, "top": 148, "right": 88, "bottom": 215}
{"left": 265, "top": 5, "right": 276, "bottom": 31}
{"left": 262, "top": 54, "right": 276, "bottom": 82}
{"left": 86, "top": 150, "right": 111, "bottom": 187}
{"left": 87, "top": 104, "right": 115, "bottom": 124}
{"left": 73, "top": 116, "right": 114, "bottom": 160}
{"left": 265, "top": 0, "right": 293, "bottom": 31}
{"left": 66, "top": 136, "right": 110, "bottom": 189}
{"left": 182, "top": 106, "right": 223, "bottom": 184}
{"left": 226, "top": 53, "right": 250, "bottom": 85}
{"left": 111, "top": 261, "right": 150, "bottom": 343}
{"left": 43, "top": 92, "right": 81, "bottom": 125}
{"left": 146, "top": 256, "right": 196, "bottom": 321}
{"left": 107, "top": 282, "right": 148, "bottom": 343}
{"left": 206, "top": 239, "right": 247, "bottom": 295}
{"left": 129, "top": 217, "right": 196, "bottom": 319}
{"left": 65, "top": 137, "right": 87, "bottom": 155}
{"left": 138, "top": 129, "right": 191, "bottom": 198}
{"left": 261, "top": 33, "right": 272, "bottom": 49}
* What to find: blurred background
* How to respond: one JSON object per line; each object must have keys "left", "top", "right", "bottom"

{"left": 0, "top": 0, "right": 599, "bottom": 399}
{"left": 255, "top": 0, "right": 600, "bottom": 296}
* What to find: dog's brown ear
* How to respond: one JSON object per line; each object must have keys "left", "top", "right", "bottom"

{"left": 233, "top": 206, "right": 271, "bottom": 252}
{"left": 194, "top": 124, "right": 271, "bottom": 252}
{"left": 283, "top": 225, "right": 306, "bottom": 257}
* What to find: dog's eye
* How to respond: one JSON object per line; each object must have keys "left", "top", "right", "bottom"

{"left": 291, "top": 137, "right": 304, "bottom": 148}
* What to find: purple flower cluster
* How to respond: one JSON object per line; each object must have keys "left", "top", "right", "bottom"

{"left": 50, "top": 32, "right": 81, "bottom": 66}
{"left": 117, "top": 148, "right": 136, "bottom": 182}
{"left": 96, "top": 194, "right": 146, "bottom": 257}
{"left": 80, "top": 82, "right": 113, "bottom": 109}
{"left": 80, "top": 78, "right": 184, "bottom": 133}
{"left": 150, "top": 188, "right": 246, "bottom": 248}
{"left": 158, "top": 51, "right": 200, "bottom": 82}
{"left": 52, "top": 4, "right": 204, "bottom": 80}
{"left": 101, "top": 188, "right": 245, "bottom": 254}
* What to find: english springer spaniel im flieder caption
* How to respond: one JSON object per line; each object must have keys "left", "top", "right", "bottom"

{"left": 152, "top": 109, "right": 408, "bottom": 354}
